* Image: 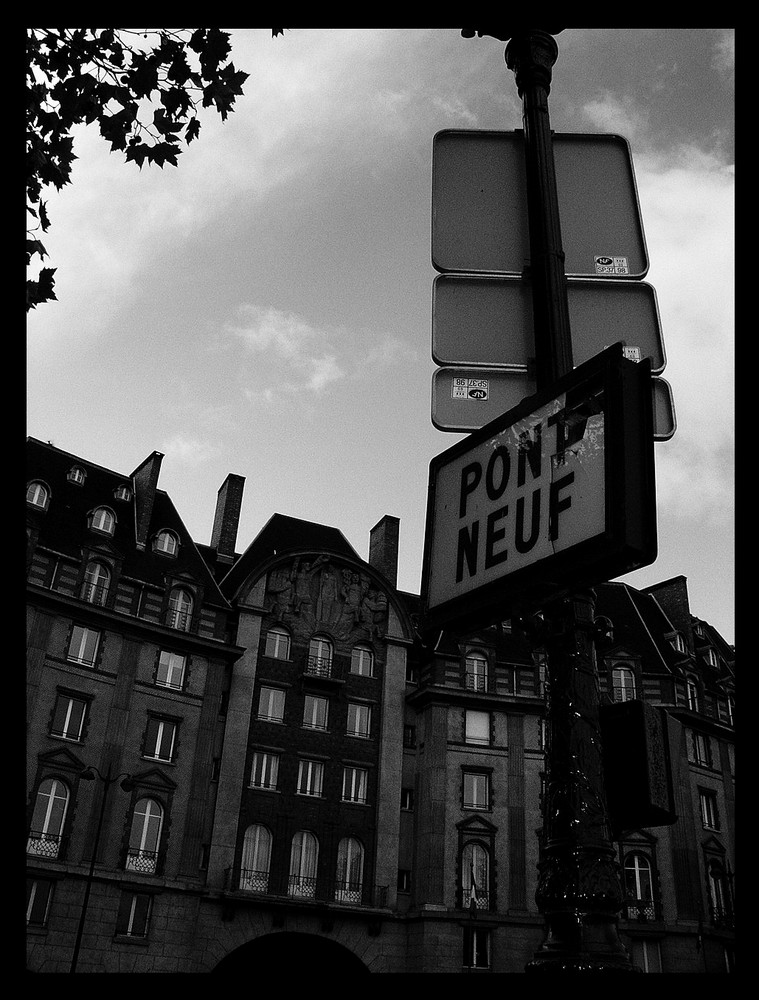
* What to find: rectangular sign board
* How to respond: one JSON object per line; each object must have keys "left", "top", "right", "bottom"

{"left": 432, "top": 130, "right": 649, "bottom": 278}
{"left": 421, "top": 345, "right": 657, "bottom": 636}
{"left": 432, "top": 274, "right": 666, "bottom": 373}
{"left": 432, "top": 365, "right": 676, "bottom": 441}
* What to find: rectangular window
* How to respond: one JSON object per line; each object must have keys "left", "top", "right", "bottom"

{"left": 297, "top": 759, "right": 324, "bottom": 797}
{"left": 397, "top": 869, "right": 411, "bottom": 893}
{"left": 156, "top": 650, "right": 186, "bottom": 690}
{"left": 350, "top": 646, "right": 374, "bottom": 676}
{"left": 257, "top": 686, "right": 286, "bottom": 723}
{"left": 115, "top": 891, "right": 153, "bottom": 937}
{"left": 26, "top": 878, "right": 54, "bottom": 926}
{"left": 342, "top": 766, "right": 368, "bottom": 804}
{"left": 50, "top": 693, "right": 87, "bottom": 741}
{"left": 463, "top": 927, "right": 490, "bottom": 969}
{"left": 250, "top": 751, "right": 280, "bottom": 790}
{"left": 403, "top": 724, "right": 416, "bottom": 748}
{"left": 401, "top": 787, "right": 414, "bottom": 811}
{"left": 67, "top": 625, "right": 100, "bottom": 666}
{"left": 465, "top": 710, "right": 490, "bottom": 745}
{"left": 303, "top": 694, "right": 329, "bottom": 730}
{"left": 347, "top": 702, "right": 371, "bottom": 738}
{"left": 699, "top": 789, "right": 720, "bottom": 830}
{"left": 144, "top": 717, "right": 177, "bottom": 762}
{"left": 693, "top": 732, "right": 712, "bottom": 767}
{"left": 463, "top": 771, "right": 490, "bottom": 810}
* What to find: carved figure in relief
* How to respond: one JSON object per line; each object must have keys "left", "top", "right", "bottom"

{"left": 291, "top": 555, "right": 327, "bottom": 615}
{"left": 360, "top": 588, "right": 388, "bottom": 637}
{"left": 316, "top": 560, "right": 340, "bottom": 624}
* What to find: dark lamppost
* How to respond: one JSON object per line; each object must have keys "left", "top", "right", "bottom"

{"left": 461, "top": 27, "right": 634, "bottom": 972}
{"left": 69, "top": 765, "right": 135, "bottom": 974}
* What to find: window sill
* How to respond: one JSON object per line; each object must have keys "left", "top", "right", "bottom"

{"left": 112, "top": 934, "right": 150, "bottom": 947}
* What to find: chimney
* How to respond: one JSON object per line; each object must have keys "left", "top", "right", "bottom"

{"left": 130, "top": 451, "right": 164, "bottom": 550}
{"left": 369, "top": 515, "right": 400, "bottom": 588}
{"left": 211, "top": 474, "right": 245, "bottom": 564}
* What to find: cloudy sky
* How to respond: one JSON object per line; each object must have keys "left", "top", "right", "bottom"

{"left": 26, "top": 28, "right": 735, "bottom": 643}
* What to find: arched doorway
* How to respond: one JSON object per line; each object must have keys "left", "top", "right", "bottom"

{"left": 211, "top": 931, "right": 370, "bottom": 974}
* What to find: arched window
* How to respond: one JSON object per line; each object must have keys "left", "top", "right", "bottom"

{"left": 288, "top": 831, "right": 318, "bottom": 898}
{"left": 612, "top": 665, "right": 636, "bottom": 702}
{"left": 27, "top": 481, "right": 49, "bottom": 509}
{"left": 307, "top": 635, "right": 333, "bottom": 677}
{"left": 240, "top": 824, "right": 272, "bottom": 893}
{"left": 154, "top": 530, "right": 178, "bottom": 556}
{"left": 27, "top": 778, "right": 69, "bottom": 858}
{"left": 464, "top": 651, "right": 488, "bottom": 692}
{"left": 335, "top": 836, "right": 364, "bottom": 903}
{"left": 462, "top": 841, "right": 490, "bottom": 910}
{"left": 67, "top": 466, "right": 86, "bottom": 485}
{"left": 167, "top": 587, "right": 193, "bottom": 632}
{"left": 89, "top": 506, "right": 115, "bottom": 535}
{"left": 125, "top": 798, "right": 163, "bottom": 875}
{"left": 623, "top": 852, "right": 654, "bottom": 920}
{"left": 351, "top": 644, "right": 374, "bottom": 677}
{"left": 113, "top": 484, "right": 132, "bottom": 501}
{"left": 264, "top": 626, "right": 291, "bottom": 660}
{"left": 708, "top": 859, "right": 732, "bottom": 927}
{"left": 81, "top": 560, "right": 111, "bottom": 606}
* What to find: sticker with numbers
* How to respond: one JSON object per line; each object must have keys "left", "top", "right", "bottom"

{"left": 452, "top": 377, "right": 489, "bottom": 400}
{"left": 595, "top": 255, "right": 629, "bottom": 275}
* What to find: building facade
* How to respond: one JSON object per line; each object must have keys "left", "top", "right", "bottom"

{"left": 26, "top": 438, "right": 735, "bottom": 973}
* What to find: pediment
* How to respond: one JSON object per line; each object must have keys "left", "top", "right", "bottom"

{"left": 456, "top": 814, "right": 498, "bottom": 835}
{"left": 130, "top": 766, "right": 178, "bottom": 791}
{"left": 36, "top": 745, "right": 87, "bottom": 772}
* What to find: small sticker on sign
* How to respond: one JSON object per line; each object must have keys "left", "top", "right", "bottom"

{"left": 452, "top": 377, "right": 489, "bottom": 400}
{"left": 595, "top": 255, "right": 629, "bottom": 275}
{"left": 604, "top": 344, "right": 642, "bottom": 362}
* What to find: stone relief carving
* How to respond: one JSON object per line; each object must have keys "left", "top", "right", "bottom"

{"left": 265, "top": 555, "right": 388, "bottom": 641}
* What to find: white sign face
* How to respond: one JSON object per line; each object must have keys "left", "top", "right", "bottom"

{"left": 432, "top": 130, "right": 649, "bottom": 279}
{"left": 432, "top": 275, "right": 666, "bottom": 373}
{"left": 425, "top": 389, "right": 606, "bottom": 613}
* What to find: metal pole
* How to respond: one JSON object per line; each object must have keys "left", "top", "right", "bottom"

{"left": 69, "top": 767, "right": 112, "bottom": 973}
{"left": 502, "top": 29, "right": 633, "bottom": 972}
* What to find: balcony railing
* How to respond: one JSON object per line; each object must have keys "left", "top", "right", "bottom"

{"left": 464, "top": 673, "right": 487, "bottom": 692}
{"left": 81, "top": 582, "right": 109, "bottom": 606}
{"left": 125, "top": 848, "right": 159, "bottom": 875}
{"left": 165, "top": 610, "right": 192, "bottom": 632}
{"left": 225, "top": 867, "right": 388, "bottom": 908}
{"left": 621, "top": 896, "right": 661, "bottom": 922}
{"left": 305, "top": 655, "right": 333, "bottom": 678}
{"left": 26, "top": 831, "right": 64, "bottom": 859}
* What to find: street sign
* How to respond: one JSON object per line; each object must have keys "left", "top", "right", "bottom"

{"left": 433, "top": 274, "right": 665, "bottom": 373}
{"left": 432, "top": 130, "right": 649, "bottom": 278}
{"left": 421, "top": 345, "right": 657, "bottom": 635}
{"left": 432, "top": 365, "right": 675, "bottom": 441}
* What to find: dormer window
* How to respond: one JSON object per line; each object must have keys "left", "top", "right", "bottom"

{"left": 89, "top": 506, "right": 115, "bottom": 536}
{"left": 671, "top": 633, "right": 687, "bottom": 655}
{"left": 114, "top": 484, "right": 132, "bottom": 502}
{"left": 68, "top": 466, "right": 86, "bottom": 485}
{"left": 26, "top": 481, "right": 50, "bottom": 510}
{"left": 705, "top": 648, "right": 719, "bottom": 669}
{"left": 153, "top": 530, "right": 178, "bottom": 557}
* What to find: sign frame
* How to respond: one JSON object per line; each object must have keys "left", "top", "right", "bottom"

{"left": 421, "top": 344, "right": 657, "bottom": 636}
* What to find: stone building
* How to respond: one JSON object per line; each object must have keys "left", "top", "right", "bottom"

{"left": 26, "top": 438, "right": 735, "bottom": 973}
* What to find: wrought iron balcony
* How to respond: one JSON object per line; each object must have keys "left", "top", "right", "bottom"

{"left": 26, "top": 830, "right": 65, "bottom": 859}
{"left": 225, "top": 867, "right": 388, "bottom": 908}
{"left": 81, "top": 582, "right": 109, "bottom": 606}
{"left": 124, "top": 848, "right": 159, "bottom": 875}
{"left": 621, "top": 896, "right": 662, "bottom": 922}
{"left": 305, "top": 655, "right": 333, "bottom": 678}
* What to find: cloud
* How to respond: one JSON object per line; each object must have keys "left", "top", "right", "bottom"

{"left": 579, "top": 92, "right": 649, "bottom": 142}
{"left": 226, "top": 304, "right": 346, "bottom": 398}
{"left": 160, "top": 435, "right": 220, "bottom": 466}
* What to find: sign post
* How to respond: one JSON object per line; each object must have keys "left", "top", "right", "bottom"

{"left": 447, "top": 28, "right": 652, "bottom": 972}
